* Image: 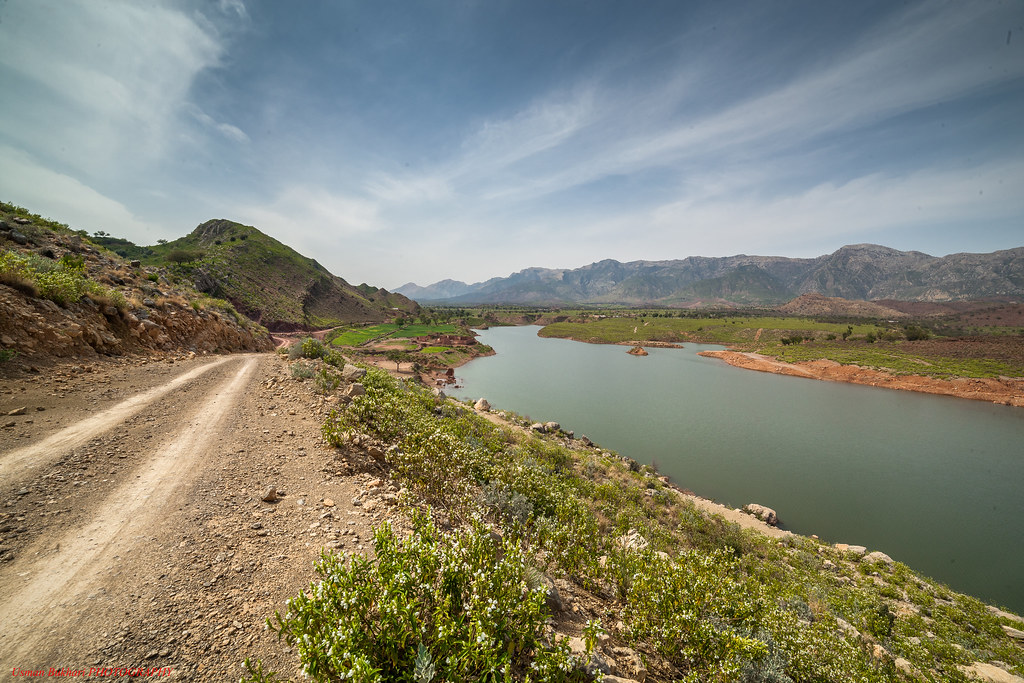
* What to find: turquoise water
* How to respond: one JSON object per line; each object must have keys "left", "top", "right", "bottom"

{"left": 450, "top": 326, "right": 1024, "bottom": 612}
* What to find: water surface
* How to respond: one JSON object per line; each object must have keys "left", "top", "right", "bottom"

{"left": 451, "top": 325, "right": 1024, "bottom": 612}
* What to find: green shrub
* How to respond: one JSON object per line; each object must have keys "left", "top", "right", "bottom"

{"left": 904, "top": 325, "right": 930, "bottom": 341}
{"left": 314, "top": 366, "right": 341, "bottom": 394}
{"left": 301, "top": 337, "right": 326, "bottom": 359}
{"left": 0, "top": 348, "right": 17, "bottom": 363}
{"left": 290, "top": 361, "right": 314, "bottom": 379}
{"left": 255, "top": 515, "right": 592, "bottom": 683}
{"left": 623, "top": 549, "right": 769, "bottom": 679}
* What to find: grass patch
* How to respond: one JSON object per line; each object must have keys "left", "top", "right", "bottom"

{"left": 329, "top": 323, "right": 464, "bottom": 347}
{"left": 540, "top": 316, "right": 881, "bottom": 345}
{"left": 766, "top": 341, "right": 1024, "bottom": 379}
{"left": 420, "top": 346, "right": 450, "bottom": 354}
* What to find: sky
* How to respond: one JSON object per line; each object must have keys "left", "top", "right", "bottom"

{"left": 1, "top": 1, "right": 1022, "bottom": 290}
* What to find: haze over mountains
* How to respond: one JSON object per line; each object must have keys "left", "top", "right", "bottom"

{"left": 397, "top": 244, "right": 1024, "bottom": 307}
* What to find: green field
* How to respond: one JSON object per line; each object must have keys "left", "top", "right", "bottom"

{"left": 329, "top": 322, "right": 461, "bottom": 347}
{"left": 540, "top": 315, "right": 1024, "bottom": 380}
{"left": 767, "top": 340, "right": 1024, "bottom": 379}
{"left": 539, "top": 316, "right": 881, "bottom": 345}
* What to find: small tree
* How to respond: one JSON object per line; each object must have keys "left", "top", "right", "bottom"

{"left": 385, "top": 349, "right": 405, "bottom": 371}
{"left": 904, "top": 325, "right": 930, "bottom": 341}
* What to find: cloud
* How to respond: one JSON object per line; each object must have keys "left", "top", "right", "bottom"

{"left": 402, "top": 2, "right": 1024, "bottom": 209}
{"left": 186, "top": 104, "right": 250, "bottom": 144}
{"left": 239, "top": 186, "right": 385, "bottom": 242}
{"left": 0, "top": 146, "right": 161, "bottom": 239}
{"left": 218, "top": 0, "right": 249, "bottom": 22}
{"left": 646, "top": 159, "right": 1024, "bottom": 256}
{"left": 0, "top": 0, "right": 224, "bottom": 175}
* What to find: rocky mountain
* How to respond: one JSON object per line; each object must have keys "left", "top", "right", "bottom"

{"left": 142, "top": 219, "right": 419, "bottom": 331}
{"left": 397, "top": 244, "right": 1024, "bottom": 306}
{"left": 0, "top": 203, "right": 271, "bottom": 360}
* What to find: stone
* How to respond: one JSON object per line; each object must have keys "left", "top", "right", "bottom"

{"left": 474, "top": 398, "right": 490, "bottom": 411}
{"left": 617, "top": 529, "right": 648, "bottom": 551}
{"left": 864, "top": 550, "right": 895, "bottom": 566}
{"left": 1003, "top": 625, "right": 1024, "bottom": 642}
{"left": 568, "top": 637, "right": 612, "bottom": 675}
{"left": 7, "top": 407, "right": 27, "bottom": 416}
{"left": 959, "top": 662, "right": 1024, "bottom": 683}
{"left": 12, "top": 216, "right": 31, "bottom": 225}
{"left": 743, "top": 503, "right": 778, "bottom": 526}
{"left": 344, "top": 383, "right": 366, "bottom": 398}
{"left": 835, "top": 543, "right": 868, "bottom": 557}
{"left": 545, "top": 421, "right": 560, "bottom": 432}
{"left": 9, "top": 230, "right": 29, "bottom": 245}
{"left": 530, "top": 422, "right": 545, "bottom": 432}
{"left": 130, "top": 260, "right": 142, "bottom": 268}
{"left": 580, "top": 435, "right": 593, "bottom": 446}
{"left": 894, "top": 658, "right": 915, "bottom": 676}
{"left": 322, "top": 499, "right": 335, "bottom": 507}
{"left": 342, "top": 364, "right": 366, "bottom": 381}
{"left": 261, "top": 487, "right": 278, "bottom": 502}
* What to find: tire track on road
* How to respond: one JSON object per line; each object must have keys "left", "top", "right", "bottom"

{"left": 0, "top": 356, "right": 258, "bottom": 664}
{"left": 0, "top": 356, "right": 234, "bottom": 482}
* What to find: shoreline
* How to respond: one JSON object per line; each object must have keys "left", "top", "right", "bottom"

{"left": 698, "top": 349, "right": 1024, "bottom": 407}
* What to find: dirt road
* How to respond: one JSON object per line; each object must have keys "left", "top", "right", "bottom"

{"left": 0, "top": 352, "right": 400, "bottom": 680}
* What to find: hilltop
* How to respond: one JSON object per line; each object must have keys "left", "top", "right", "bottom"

{"left": 1, "top": 202, "right": 270, "bottom": 363}
{"left": 134, "top": 219, "right": 419, "bottom": 331}
{"left": 397, "top": 244, "right": 1024, "bottom": 307}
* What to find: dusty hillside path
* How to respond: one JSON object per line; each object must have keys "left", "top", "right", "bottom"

{"left": 1, "top": 353, "right": 399, "bottom": 680}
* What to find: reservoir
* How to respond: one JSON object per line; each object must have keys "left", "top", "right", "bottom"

{"left": 450, "top": 325, "right": 1024, "bottom": 613}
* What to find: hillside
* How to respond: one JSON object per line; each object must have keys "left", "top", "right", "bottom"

{"left": 1, "top": 202, "right": 271, "bottom": 362}
{"left": 397, "top": 244, "right": 1024, "bottom": 306}
{"left": 142, "top": 219, "right": 419, "bottom": 331}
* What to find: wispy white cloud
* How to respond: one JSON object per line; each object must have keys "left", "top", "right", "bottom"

{"left": 186, "top": 104, "right": 250, "bottom": 144}
{"left": 239, "top": 186, "right": 386, "bottom": 242}
{"left": 0, "top": 146, "right": 161, "bottom": 239}
{"left": 0, "top": 0, "right": 224, "bottom": 176}
{"left": 385, "top": 2, "right": 1022, "bottom": 213}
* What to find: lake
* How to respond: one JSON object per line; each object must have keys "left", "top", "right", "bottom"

{"left": 450, "top": 325, "right": 1024, "bottom": 613}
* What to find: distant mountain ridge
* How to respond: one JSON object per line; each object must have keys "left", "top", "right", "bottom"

{"left": 396, "top": 244, "right": 1024, "bottom": 306}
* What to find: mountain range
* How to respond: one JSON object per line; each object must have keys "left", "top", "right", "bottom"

{"left": 397, "top": 244, "right": 1024, "bottom": 306}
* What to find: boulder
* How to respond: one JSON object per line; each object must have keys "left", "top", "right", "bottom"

{"left": 342, "top": 364, "right": 366, "bottom": 381}
{"left": 864, "top": 550, "right": 895, "bottom": 566}
{"left": 959, "top": 662, "right": 1024, "bottom": 683}
{"left": 530, "top": 422, "right": 545, "bottom": 432}
{"left": 1003, "top": 625, "right": 1024, "bottom": 642}
{"left": 835, "top": 543, "right": 868, "bottom": 557}
{"left": 344, "top": 383, "right": 366, "bottom": 398}
{"left": 474, "top": 398, "right": 490, "bottom": 411}
{"left": 743, "top": 503, "right": 778, "bottom": 526}
{"left": 261, "top": 486, "right": 279, "bottom": 502}
{"left": 544, "top": 421, "right": 560, "bottom": 432}
{"left": 627, "top": 345, "right": 648, "bottom": 356}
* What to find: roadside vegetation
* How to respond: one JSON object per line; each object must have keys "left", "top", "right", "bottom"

{"left": 246, "top": 364, "right": 1024, "bottom": 682}
{"left": 0, "top": 249, "right": 127, "bottom": 309}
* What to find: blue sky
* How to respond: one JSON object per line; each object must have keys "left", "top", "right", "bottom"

{"left": 1, "top": 0, "right": 1022, "bottom": 289}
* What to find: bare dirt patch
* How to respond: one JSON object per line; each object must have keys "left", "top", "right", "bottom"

{"left": 699, "top": 349, "right": 1024, "bottom": 406}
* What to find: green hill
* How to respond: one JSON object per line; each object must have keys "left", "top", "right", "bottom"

{"left": 144, "top": 219, "right": 418, "bottom": 331}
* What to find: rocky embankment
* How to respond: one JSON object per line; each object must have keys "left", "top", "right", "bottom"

{"left": 1, "top": 213, "right": 271, "bottom": 363}
{"left": 699, "top": 350, "right": 1024, "bottom": 407}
